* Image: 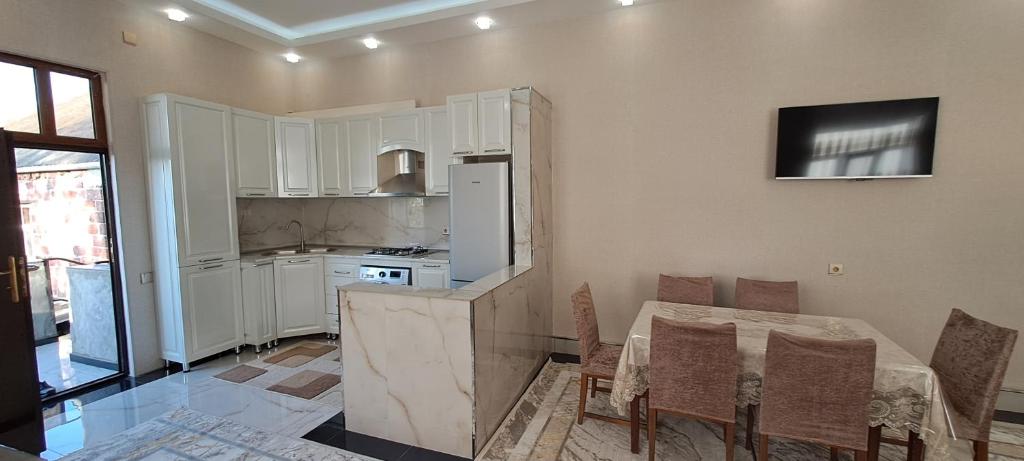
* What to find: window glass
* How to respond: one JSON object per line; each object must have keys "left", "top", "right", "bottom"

{"left": 0, "top": 62, "right": 41, "bottom": 133}
{"left": 50, "top": 71, "right": 95, "bottom": 138}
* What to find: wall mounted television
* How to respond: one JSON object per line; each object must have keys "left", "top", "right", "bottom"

{"left": 775, "top": 97, "right": 939, "bottom": 179}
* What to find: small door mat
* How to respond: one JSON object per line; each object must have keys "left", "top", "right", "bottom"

{"left": 265, "top": 344, "right": 337, "bottom": 368}
{"left": 267, "top": 370, "right": 341, "bottom": 399}
{"left": 213, "top": 364, "right": 267, "bottom": 383}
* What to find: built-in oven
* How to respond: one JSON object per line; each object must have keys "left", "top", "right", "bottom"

{"left": 359, "top": 265, "right": 412, "bottom": 285}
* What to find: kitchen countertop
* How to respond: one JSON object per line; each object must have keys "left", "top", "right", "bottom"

{"left": 239, "top": 245, "right": 450, "bottom": 265}
{"left": 339, "top": 264, "right": 534, "bottom": 302}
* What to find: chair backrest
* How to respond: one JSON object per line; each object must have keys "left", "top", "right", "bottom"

{"left": 571, "top": 282, "right": 602, "bottom": 366}
{"left": 759, "top": 330, "right": 877, "bottom": 451}
{"left": 649, "top": 316, "right": 738, "bottom": 423}
{"left": 657, "top": 274, "right": 714, "bottom": 306}
{"left": 930, "top": 308, "right": 1018, "bottom": 442}
{"left": 735, "top": 278, "right": 799, "bottom": 314}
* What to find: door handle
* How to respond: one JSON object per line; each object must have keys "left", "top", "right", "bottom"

{"left": 2, "top": 256, "right": 21, "bottom": 304}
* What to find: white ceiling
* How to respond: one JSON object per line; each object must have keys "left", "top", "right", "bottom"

{"left": 129, "top": 0, "right": 655, "bottom": 59}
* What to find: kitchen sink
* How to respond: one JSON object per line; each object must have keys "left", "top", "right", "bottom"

{"left": 261, "top": 248, "right": 339, "bottom": 256}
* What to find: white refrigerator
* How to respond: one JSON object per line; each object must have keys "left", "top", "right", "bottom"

{"left": 449, "top": 162, "right": 511, "bottom": 285}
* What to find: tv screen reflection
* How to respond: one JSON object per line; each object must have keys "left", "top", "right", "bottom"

{"left": 775, "top": 97, "right": 938, "bottom": 179}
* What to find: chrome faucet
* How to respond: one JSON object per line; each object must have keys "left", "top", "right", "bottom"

{"left": 286, "top": 220, "right": 306, "bottom": 253}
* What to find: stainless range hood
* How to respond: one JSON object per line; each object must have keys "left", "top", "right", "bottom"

{"left": 370, "top": 149, "right": 426, "bottom": 197}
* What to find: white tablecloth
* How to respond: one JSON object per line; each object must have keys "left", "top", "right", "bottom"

{"left": 608, "top": 301, "right": 964, "bottom": 460}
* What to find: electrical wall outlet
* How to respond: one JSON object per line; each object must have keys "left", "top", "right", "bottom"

{"left": 140, "top": 271, "right": 154, "bottom": 284}
{"left": 828, "top": 263, "right": 844, "bottom": 276}
{"left": 441, "top": 226, "right": 450, "bottom": 236}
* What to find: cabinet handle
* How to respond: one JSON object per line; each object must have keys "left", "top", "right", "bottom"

{"left": 288, "top": 193, "right": 310, "bottom": 197}
{"left": 246, "top": 193, "right": 267, "bottom": 197}
{"left": 353, "top": 192, "right": 369, "bottom": 196}
{"left": 199, "top": 257, "right": 223, "bottom": 263}
{"left": 484, "top": 148, "right": 505, "bottom": 153}
{"left": 333, "top": 271, "right": 352, "bottom": 275}
{"left": 323, "top": 193, "right": 339, "bottom": 196}
{"left": 200, "top": 264, "right": 224, "bottom": 270}
{"left": 422, "top": 264, "right": 442, "bottom": 268}
{"left": 453, "top": 151, "right": 474, "bottom": 156}
{"left": 287, "top": 259, "right": 311, "bottom": 264}
{"left": 255, "top": 262, "right": 273, "bottom": 267}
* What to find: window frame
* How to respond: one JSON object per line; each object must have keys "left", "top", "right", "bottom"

{"left": 0, "top": 51, "right": 108, "bottom": 152}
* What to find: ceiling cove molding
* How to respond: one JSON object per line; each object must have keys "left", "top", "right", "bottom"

{"left": 184, "top": 0, "right": 537, "bottom": 46}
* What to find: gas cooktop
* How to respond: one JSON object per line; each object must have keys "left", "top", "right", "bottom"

{"left": 365, "top": 246, "right": 429, "bottom": 257}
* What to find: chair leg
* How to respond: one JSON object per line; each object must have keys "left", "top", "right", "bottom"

{"left": 745, "top": 404, "right": 756, "bottom": 451}
{"left": 647, "top": 408, "right": 658, "bottom": 461}
{"left": 758, "top": 434, "right": 769, "bottom": 461}
{"left": 577, "top": 373, "right": 588, "bottom": 425}
{"left": 591, "top": 377, "right": 597, "bottom": 397}
{"left": 907, "top": 431, "right": 923, "bottom": 461}
{"left": 867, "top": 425, "right": 881, "bottom": 461}
{"left": 724, "top": 422, "right": 735, "bottom": 461}
{"left": 830, "top": 447, "right": 840, "bottom": 461}
{"left": 854, "top": 450, "right": 868, "bottom": 461}
{"left": 973, "top": 440, "right": 988, "bottom": 461}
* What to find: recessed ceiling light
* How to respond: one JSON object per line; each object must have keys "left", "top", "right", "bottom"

{"left": 362, "top": 37, "right": 380, "bottom": 49}
{"left": 165, "top": 8, "right": 189, "bottom": 22}
{"left": 619, "top": 0, "right": 635, "bottom": 6}
{"left": 474, "top": 16, "right": 495, "bottom": 30}
{"left": 284, "top": 53, "right": 301, "bottom": 63}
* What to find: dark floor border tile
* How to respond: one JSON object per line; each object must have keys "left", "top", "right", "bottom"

{"left": 549, "top": 352, "right": 580, "bottom": 364}
{"left": 995, "top": 409, "right": 1024, "bottom": 425}
{"left": 302, "top": 411, "right": 469, "bottom": 461}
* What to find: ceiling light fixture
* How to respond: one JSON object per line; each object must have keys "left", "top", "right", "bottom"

{"left": 284, "top": 53, "right": 301, "bottom": 63}
{"left": 165, "top": 8, "right": 189, "bottom": 22}
{"left": 619, "top": 0, "right": 635, "bottom": 6}
{"left": 362, "top": 37, "right": 381, "bottom": 49}
{"left": 474, "top": 16, "right": 495, "bottom": 30}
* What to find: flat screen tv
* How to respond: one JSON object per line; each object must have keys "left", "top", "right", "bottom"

{"left": 775, "top": 97, "right": 939, "bottom": 179}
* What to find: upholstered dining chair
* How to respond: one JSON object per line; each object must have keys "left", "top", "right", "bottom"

{"left": 902, "top": 308, "right": 1018, "bottom": 461}
{"left": 571, "top": 282, "right": 627, "bottom": 426}
{"left": 657, "top": 274, "right": 715, "bottom": 306}
{"left": 735, "top": 278, "right": 799, "bottom": 314}
{"left": 757, "top": 330, "right": 877, "bottom": 461}
{"left": 647, "top": 316, "right": 738, "bottom": 461}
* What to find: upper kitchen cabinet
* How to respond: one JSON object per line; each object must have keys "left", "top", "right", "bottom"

{"left": 316, "top": 118, "right": 346, "bottom": 197}
{"left": 275, "top": 116, "right": 319, "bottom": 198}
{"left": 232, "top": 108, "right": 277, "bottom": 198}
{"left": 142, "top": 94, "right": 239, "bottom": 267}
{"left": 378, "top": 109, "right": 424, "bottom": 153}
{"left": 423, "top": 106, "right": 451, "bottom": 196}
{"left": 447, "top": 93, "right": 478, "bottom": 156}
{"left": 478, "top": 89, "right": 512, "bottom": 155}
{"left": 344, "top": 114, "right": 379, "bottom": 196}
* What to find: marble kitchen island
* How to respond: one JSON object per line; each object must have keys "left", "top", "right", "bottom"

{"left": 339, "top": 88, "right": 553, "bottom": 458}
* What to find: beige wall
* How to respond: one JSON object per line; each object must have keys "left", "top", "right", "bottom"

{"left": 0, "top": 0, "right": 293, "bottom": 374}
{"left": 292, "top": 0, "right": 1024, "bottom": 387}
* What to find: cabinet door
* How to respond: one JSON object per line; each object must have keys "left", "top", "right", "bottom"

{"left": 171, "top": 97, "right": 239, "bottom": 266}
{"left": 274, "top": 258, "right": 326, "bottom": 338}
{"left": 478, "top": 89, "right": 512, "bottom": 155}
{"left": 232, "top": 109, "right": 276, "bottom": 198}
{"left": 179, "top": 261, "right": 243, "bottom": 360}
{"left": 241, "top": 262, "right": 276, "bottom": 346}
{"left": 415, "top": 264, "right": 450, "bottom": 289}
{"left": 316, "top": 119, "right": 345, "bottom": 197}
{"left": 379, "top": 109, "right": 424, "bottom": 153}
{"left": 424, "top": 107, "right": 450, "bottom": 196}
{"left": 344, "top": 115, "right": 378, "bottom": 196}
{"left": 275, "top": 117, "right": 319, "bottom": 198}
{"left": 447, "top": 93, "right": 478, "bottom": 156}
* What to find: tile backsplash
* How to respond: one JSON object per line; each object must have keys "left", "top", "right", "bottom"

{"left": 237, "top": 196, "right": 449, "bottom": 252}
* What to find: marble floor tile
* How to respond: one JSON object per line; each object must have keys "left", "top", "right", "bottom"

{"left": 36, "top": 335, "right": 117, "bottom": 394}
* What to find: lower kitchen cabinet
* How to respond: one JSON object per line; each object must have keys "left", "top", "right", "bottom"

{"left": 175, "top": 261, "right": 244, "bottom": 366}
{"left": 274, "top": 257, "right": 326, "bottom": 338}
{"left": 414, "top": 263, "right": 451, "bottom": 289}
{"left": 325, "top": 260, "right": 359, "bottom": 336}
{"left": 241, "top": 261, "right": 277, "bottom": 351}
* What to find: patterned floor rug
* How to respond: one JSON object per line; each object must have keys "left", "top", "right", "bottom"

{"left": 213, "top": 341, "right": 344, "bottom": 406}
{"left": 476, "top": 360, "right": 1024, "bottom": 461}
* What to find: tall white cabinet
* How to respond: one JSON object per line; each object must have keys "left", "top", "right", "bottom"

{"left": 142, "top": 94, "right": 244, "bottom": 371}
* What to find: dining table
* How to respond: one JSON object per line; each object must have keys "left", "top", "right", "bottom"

{"left": 607, "top": 300, "right": 968, "bottom": 461}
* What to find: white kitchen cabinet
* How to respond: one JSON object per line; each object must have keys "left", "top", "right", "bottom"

{"left": 241, "top": 261, "right": 276, "bottom": 351}
{"left": 478, "top": 89, "right": 512, "bottom": 155}
{"left": 378, "top": 109, "right": 424, "bottom": 153}
{"left": 414, "top": 263, "right": 451, "bottom": 289}
{"left": 343, "top": 115, "right": 379, "bottom": 196}
{"left": 324, "top": 260, "right": 359, "bottom": 336}
{"left": 232, "top": 108, "right": 277, "bottom": 198}
{"left": 275, "top": 116, "right": 319, "bottom": 198}
{"left": 316, "top": 119, "right": 345, "bottom": 197}
{"left": 178, "top": 261, "right": 244, "bottom": 360}
{"left": 274, "top": 257, "right": 326, "bottom": 338}
{"left": 447, "top": 93, "right": 478, "bottom": 156}
{"left": 424, "top": 106, "right": 451, "bottom": 196}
